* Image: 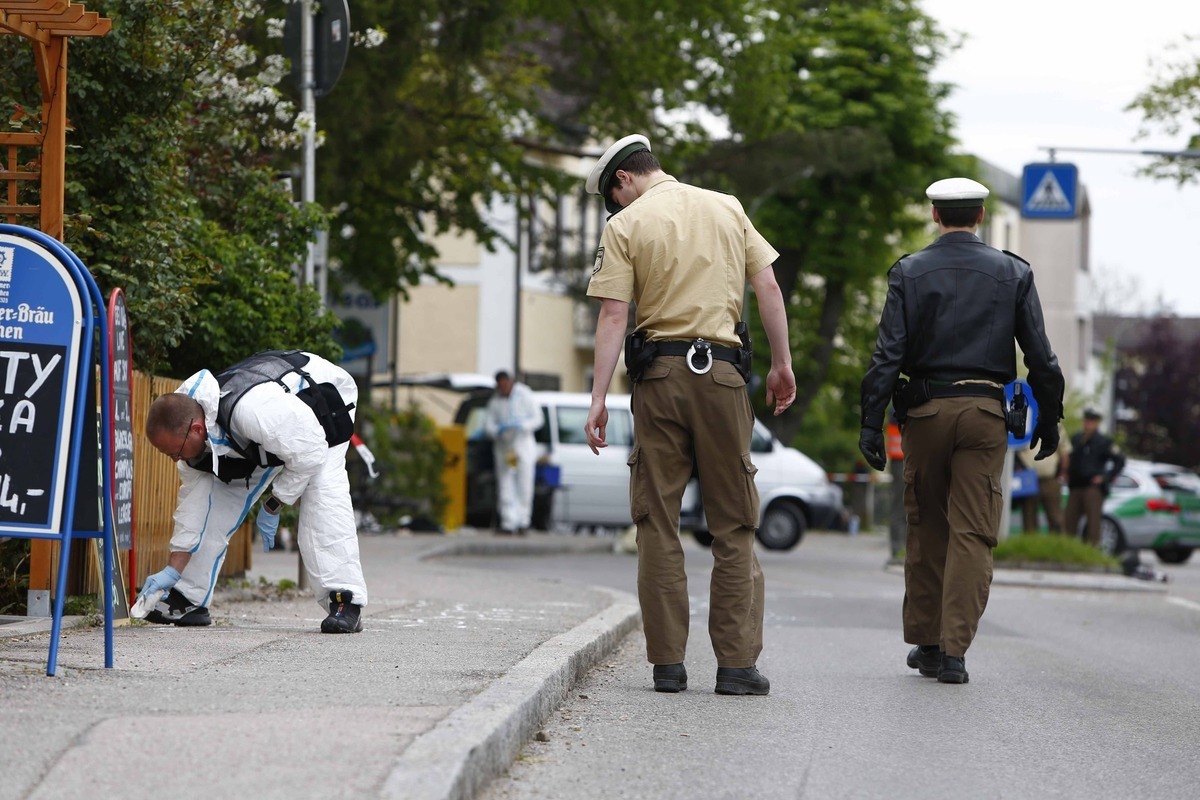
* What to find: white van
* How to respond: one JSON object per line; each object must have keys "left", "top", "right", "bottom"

{"left": 682, "top": 420, "right": 847, "bottom": 550}
{"left": 456, "top": 389, "right": 846, "bottom": 550}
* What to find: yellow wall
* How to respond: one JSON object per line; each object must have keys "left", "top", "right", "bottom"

{"left": 520, "top": 291, "right": 588, "bottom": 392}
{"left": 429, "top": 227, "right": 482, "bottom": 267}
{"left": 395, "top": 283, "right": 481, "bottom": 374}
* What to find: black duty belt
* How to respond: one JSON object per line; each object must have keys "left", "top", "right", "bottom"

{"left": 927, "top": 382, "right": 1004, "bottom": 401}
{"left": 654, "top": 339, "right": 741, "bottom": 375}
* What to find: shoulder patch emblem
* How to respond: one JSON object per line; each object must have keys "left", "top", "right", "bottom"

{"left": 592, "top": 246, "right": 604, "bottom": 275}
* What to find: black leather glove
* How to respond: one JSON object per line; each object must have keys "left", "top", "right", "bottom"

{"left": 858, "top": 427, "right": 887, "bottom": 471}
{"left": 1029, "top": 421, "right": 1059, "bottom": 461}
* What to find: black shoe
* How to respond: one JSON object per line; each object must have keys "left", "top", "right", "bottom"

{"left": 715, "top": 666, "right": 770, "bottom": 696}
{"left": 321, "top": 590, "right": 363, "bottom": 634}
{"left": 653, "top": 663, "right": 687, "bottom": 693}
{"left": 906, "top": 644, "right": 942, "bottom": 678}
{"left": 143, "top": 588, "right": 212, "bottom": 627}
{"left": 938, "top": 655, "right": 969, "bottom": 684}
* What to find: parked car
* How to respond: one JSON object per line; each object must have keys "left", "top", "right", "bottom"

{"left": 450, "top": 385, "right": 845, "bottom": 550}
{"left": 1090, "top": 459, "right": 1200, "bottom": 563}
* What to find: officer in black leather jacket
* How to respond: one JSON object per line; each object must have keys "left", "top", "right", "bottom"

{"left": 857, "top": 177, "right": 1065, "bottom": 685}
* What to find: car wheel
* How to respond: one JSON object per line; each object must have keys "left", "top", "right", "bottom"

{"left": 692, "top": 530, "right": 714, "bottom": 548}
{"left": 1154, "top": 546, "right": 1193, "bottom": 565}
{"left": 1097, "top": 516, "right": 1126, "bottom": 556}
{"left": 756, "top": 503, "right": 806, "bottom": 551}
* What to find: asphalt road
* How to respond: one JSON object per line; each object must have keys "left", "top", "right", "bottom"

{"left": 458, "top": 532, "right": 1200, "bottom": 800}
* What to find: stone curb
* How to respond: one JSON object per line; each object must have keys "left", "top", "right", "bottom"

{"left": 416, "top": 534, "right": 619, "bottom": 560}
{"left": 0, "top": 614, "right": 92, "bottom": 639}
{"left": 380, "top": 585, "right": 641, "bottom": 800}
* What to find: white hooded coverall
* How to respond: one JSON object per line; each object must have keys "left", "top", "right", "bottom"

{"left": 484, "top": 382, "right": 543, "bottom": 531}
{"left": 169, "top": 352, "right": 367, "bottom": 611}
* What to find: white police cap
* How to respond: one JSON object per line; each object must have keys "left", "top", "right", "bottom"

{"left": 925, "top": 177, "right": 989, "bottom": 208}
{"left": 585, "top": 134, "right": 651, "bottom": 198}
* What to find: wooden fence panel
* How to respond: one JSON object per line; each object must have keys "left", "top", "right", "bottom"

{"left": 79, "top": 370, "right": 252, "bottom": 596}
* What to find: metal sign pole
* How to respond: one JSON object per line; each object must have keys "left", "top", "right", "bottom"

{"left": 301, "top": 0, "right": 316, "bottom": 292}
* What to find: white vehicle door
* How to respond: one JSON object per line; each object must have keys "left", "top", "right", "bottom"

{"left": 550, "top": 402, "right": 634, "bottom": 527}
{"left": 749, "top": 422, "right": 783, "bottom": 497}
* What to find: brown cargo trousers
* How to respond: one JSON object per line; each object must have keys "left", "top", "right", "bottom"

{"left": 901, "top": 395, "right": 1007, "bottom": 658}
{"left": 1022, "top": 477, "right": 1065, "bottom": 532}
{"left": 629, "top": 356, "right": 763, "bottom": 668}
{"left": 1065, "top": 485, "right": 1104, "bottom": 545}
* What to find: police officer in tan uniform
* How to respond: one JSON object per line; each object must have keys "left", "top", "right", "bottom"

{"left": 859, "top": 177, "right": 1065, "bottom": 685}
{"left": 583, "top": 134, "right": 796, "bottom": 696}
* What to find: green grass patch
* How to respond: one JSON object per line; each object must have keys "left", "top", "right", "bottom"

{"left": 994, "top": 533, "right": 1121, "bottom": 570}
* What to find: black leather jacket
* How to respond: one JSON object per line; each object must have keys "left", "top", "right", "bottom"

{"left": 1067, "top": 431, "right": 1125, "bottom": 489}
{"left": 860, "top": 231, "right": 1065, "bottom": 430}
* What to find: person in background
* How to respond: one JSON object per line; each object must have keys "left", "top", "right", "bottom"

{"left": 484, "top": 370, "right": 544, "bottom": 535}
{"left": 1065, "top": 408, "right": 1125, "bottom": 545}
{"left": 1017, "top": 423, "right": 1071, "bottom": 532}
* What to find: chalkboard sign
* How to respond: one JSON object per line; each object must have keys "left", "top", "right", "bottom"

{"left": 108, "top": 289, "right": 133, "bottom": 550}
{"left": 0, "top": 234, "right": 84, "bottom": 535}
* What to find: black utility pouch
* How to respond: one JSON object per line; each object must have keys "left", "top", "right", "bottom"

{"left": 892, "top": 377, "right": 929, "bottom": 424}
{"left": 734, "top": 321, "right": 753, "bottom": 382}
{"left": 297, "top": 382, "right": 356, "bottom": 446}
{"left": 1005, "top": 383, "right": 1028, "bottom": 437}
{"left": 892, "top": 377, "right": 911, "bottom": 424}
{"left": 624, "top": 330, "right": 656, "bottom": 383}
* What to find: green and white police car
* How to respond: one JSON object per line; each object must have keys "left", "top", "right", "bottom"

{"left": 1095, "top": 459, "right": 1200, "bottom": 564}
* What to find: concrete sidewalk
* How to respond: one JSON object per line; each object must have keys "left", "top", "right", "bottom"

{"left": 0, "top": 531, "right": 640, "bottom": 800}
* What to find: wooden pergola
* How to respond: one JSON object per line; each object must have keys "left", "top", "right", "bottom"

{"left": 0, "top": 0, "right": 111, "bottom": 240}
{"left": 1, "top": 0, "right": 111, "bottom": 610}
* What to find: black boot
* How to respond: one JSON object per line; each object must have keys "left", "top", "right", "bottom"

{"left": 906, "top": 644, "right": 943, "bottom": 678}
{"left": 321, "top": 590, "right": 363, "bottom": 634}
{"left": 715, "top": 665, "right": 770, "bottom": 696}
{"left": 143, "top": 588, "right": 211, "bottom": 627}
{"left": 938, "top": 655, "right": 969, "bottom": 684}
{"left": 652, "top": 663, "right": 688, "bottom": 693}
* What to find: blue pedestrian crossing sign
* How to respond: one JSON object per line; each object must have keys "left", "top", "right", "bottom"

{"left": 1022, "top": 163, "right": 1078, "bottom": 219}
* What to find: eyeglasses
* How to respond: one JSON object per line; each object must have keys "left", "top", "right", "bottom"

{"left": 172, "top": 418, "right": 194, "bottom": 461}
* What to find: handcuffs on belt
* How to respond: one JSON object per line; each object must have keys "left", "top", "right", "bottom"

{"left": 686, "top": 339, "right": 714, "bottom": 375}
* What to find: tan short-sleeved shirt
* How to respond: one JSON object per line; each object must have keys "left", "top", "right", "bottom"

{"left": 586, "top": 175, "right": 779, "bottom": 347}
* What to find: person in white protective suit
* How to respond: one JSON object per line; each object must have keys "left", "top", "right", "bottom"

{"left": 137, "top": 350, "right": 368, "bottom": 633}
{"left": 484, "top": 370, "right": 544, "bottom": 534}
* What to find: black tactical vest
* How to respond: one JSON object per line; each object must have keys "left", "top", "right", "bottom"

{"left": 188, "top": 350, "right": 355, "bottom": 483}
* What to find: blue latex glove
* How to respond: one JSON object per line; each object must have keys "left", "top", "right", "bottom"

{"left": 140, "top": 566, "right": 180, "bottom": 601}
{"left": 257, "top": 504, "right": 281, "bottom": 552}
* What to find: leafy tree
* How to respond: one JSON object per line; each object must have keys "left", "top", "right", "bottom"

{"left": 1114, "top": 316, "right": 1200, "bottom": 469}
{"left": 1128, "top": 35, "right": 1200, "bottom": 185}
{"left": 683, "top": 1, "right": 964, "bottom": 452}
{"left": 349, "top": 402, "right": 447, "bottom": 527}
{"left": 0, "top": 0, "right": 339, "bottom": 374}
{"left": 297, "top": 0, "right": 757, "bottom": 298}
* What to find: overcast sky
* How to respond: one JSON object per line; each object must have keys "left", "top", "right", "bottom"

{"left": 919, "top": 0, "right": 1200, "bottom": 315}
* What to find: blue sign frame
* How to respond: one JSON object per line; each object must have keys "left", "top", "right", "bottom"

{"left": 1021, "top": 163, "right": 1079, "bottom": 219}
{"left": 1005, "top": 379, "right": 1040, "bottom": 449}
{"left": 0, "top": 224, "right": 115, "bottom": 676}
{"left": 0, "top": 235, "right": 84, "bottom": 534}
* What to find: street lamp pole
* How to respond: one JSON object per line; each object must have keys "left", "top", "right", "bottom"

{"left": 1041, "top": 145, "right": 1200, "bottom": 162}
{"left": 301, "top": 1, "right": 316, "bottom": 293}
